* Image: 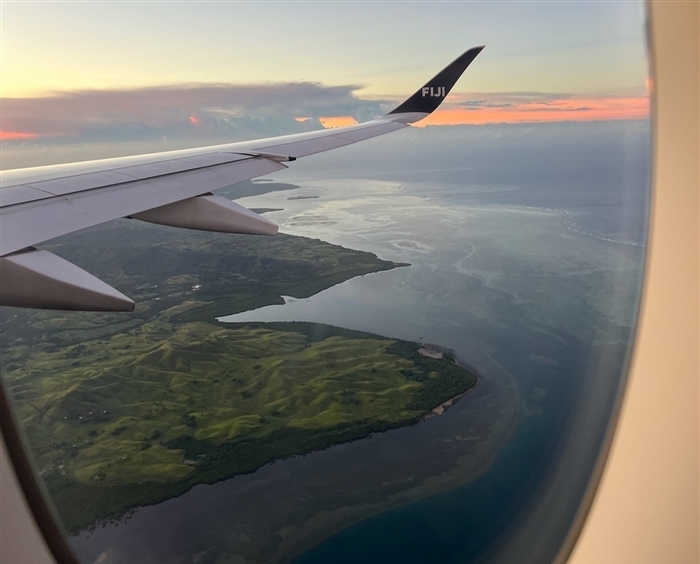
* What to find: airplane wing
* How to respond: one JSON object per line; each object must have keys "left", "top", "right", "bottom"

{"left": 0, "top": 46, "right": 484, "bottom": 312}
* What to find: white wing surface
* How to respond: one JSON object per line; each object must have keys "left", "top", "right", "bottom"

{"left": 0, "top": 46, "right": 484, "bottom": 311}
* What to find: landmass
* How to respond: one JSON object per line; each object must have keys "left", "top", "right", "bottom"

{"left": 4, "top": 321, "right": 477, "bottom": 532}
{"left": 0, "top": 216, "right": 480, "bottom": 533}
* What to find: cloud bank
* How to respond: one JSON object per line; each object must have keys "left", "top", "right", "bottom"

{"left": 0, "top": 83, "right": 649, "bottom": 169}
{"left": 1, "top": 82, "right": 387, "bottom": 144}
{"left": 412, "top": 91, "right": 650, "bottom": 126}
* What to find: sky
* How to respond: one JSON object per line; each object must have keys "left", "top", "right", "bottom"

{"left": 0, "top": 1, "right": 650, "bottom": 167}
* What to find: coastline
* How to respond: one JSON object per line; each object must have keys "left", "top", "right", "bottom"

{"left": 423, "top": 378, "right": 480, "bottom": 418}
{"left": 68, "top": 336, "right": 520, "bottom": 564}
{"left": 559, "top": 212, "right": 644, "bottom": 248}
{"left": 422, "top": 351, "right": 482, "bottom": 419}
{"left": 272, "top": 345, "right": 520, "bottom": 564}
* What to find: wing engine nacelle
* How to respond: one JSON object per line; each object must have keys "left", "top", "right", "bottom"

{"left": 0, "top": 249, "right": 135, "bottom": 311}
{"left": 131, "top": 195, "right": 278, "bottom": 235}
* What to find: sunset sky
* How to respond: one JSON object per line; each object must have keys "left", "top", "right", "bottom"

{"left": 0, "top": 1, "right": 650, "bottom": 159}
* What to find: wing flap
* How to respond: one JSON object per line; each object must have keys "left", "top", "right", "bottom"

{"left": 25, "top": 170, "right": 134, "bottom": 196}
{"left": 178, "top": 153, "right": 250, "bottom": 167}
{"left": 4, "top": 153, "right": 255, "bottom": 203}
{"left": 0, "top": 186, "right": 51, "bottom": 207}
{"left": 113, "top": 158, "right": 208, "bottom": 180}
{"left": 251, "top": 136, "right": 355, "bottom": 158}
{"left": 332, "top": 121, "right": 406, "bottom": 142}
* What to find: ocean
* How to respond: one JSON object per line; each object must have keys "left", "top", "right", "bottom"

{"left": 70, "top": 121, "right": 649, "bottom": 564}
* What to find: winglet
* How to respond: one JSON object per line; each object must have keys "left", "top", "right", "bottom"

{"left": 387, "top": 46, "right": 485, "bottom": 121}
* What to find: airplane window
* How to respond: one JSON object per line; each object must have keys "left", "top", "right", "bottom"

{"left": 0, "top": 3, "right": 651, "bottom": 564}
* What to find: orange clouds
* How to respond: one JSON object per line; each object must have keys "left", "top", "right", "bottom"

{"left": 319, "top": 116, "right": 358, "bottom": 129}
{"left": 0, "top": 88, "right": 650, "bottom": 148}
{"left": 0, "top": 130, "right": 40, "bottom": 141}
{"left": 415, "top": 95, "right": 650, "bottom": 127}
{"left": 308, "top": 95, "right": 649, "bottom": 130}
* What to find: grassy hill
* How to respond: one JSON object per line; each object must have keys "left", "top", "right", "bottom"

{"left": 4, "top": 320, "right": 476, "bottom": 532}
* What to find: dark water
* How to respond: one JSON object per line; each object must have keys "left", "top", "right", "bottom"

{"left": 292, "top": 329, "right": 626, "bottom": 564}
{"left": 293, "top": 424, "right": 558, "bottom": 564}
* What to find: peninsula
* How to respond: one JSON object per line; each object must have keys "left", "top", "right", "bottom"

{"left": 0, "top": 218, "right": 478, "bottom": 533}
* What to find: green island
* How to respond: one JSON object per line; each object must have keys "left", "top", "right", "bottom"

{"left": 0, "top": 205, "right": 478, "bottom": 533}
